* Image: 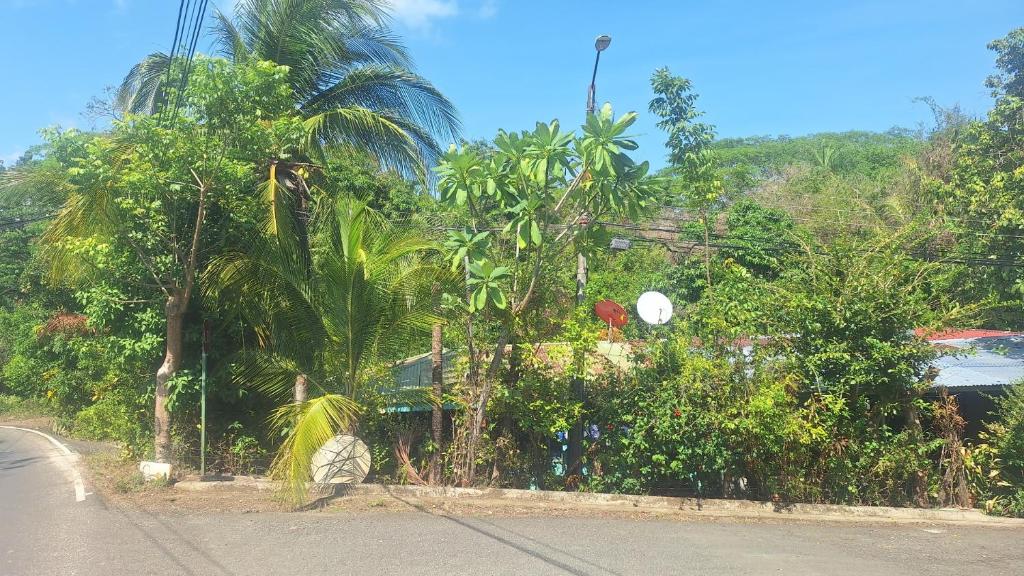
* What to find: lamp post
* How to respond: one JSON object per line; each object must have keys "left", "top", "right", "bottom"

{"left": 568, "top": 35, "right": 612, "bottom": 482}
{"left": 585, "top": 34, "right": 612, "bottom": 116}
{"left": 578, "top": 34, "right": 610, "bottom": 306}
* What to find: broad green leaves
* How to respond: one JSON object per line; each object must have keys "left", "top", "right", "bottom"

{"left": 443, "top": 229, "right": 490, "bottom": 271}
{"left": 466, "top": 260, "right": 511, "bottom": 312}
{"left": 434, "top": 105, "right": 660, "bottom": 316}
{"left": 579, "top": 104, "right": 640, "bottom": 176}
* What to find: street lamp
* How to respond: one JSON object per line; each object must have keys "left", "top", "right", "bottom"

{"left": 579, "top": 34, "right": 611, "bottom": 306}
{"left": 569, "top": 34, "right": 612, "bottom": 484}
{"left": 586, "top": 35, "right": 612, "bottom": 115}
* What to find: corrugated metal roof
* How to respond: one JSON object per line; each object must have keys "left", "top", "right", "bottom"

{"left": 930, "top": 335, "right": 1024, "bottom": 388}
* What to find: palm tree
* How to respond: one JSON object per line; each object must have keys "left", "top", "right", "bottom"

{"left": 206, "top": 194, "right": 439, "bottom": 500}
{"left": 117, "top": 0, "right": 460, "bottom": 177}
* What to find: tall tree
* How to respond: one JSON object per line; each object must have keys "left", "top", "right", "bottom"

{"left": 117, "top": 0, "right": 460, "bottom": 177}
{"left": 436, "top": 105, "right": 661, "bottom": 485}
{"left": 934, "top": 27, "right": 1024, "bottom": 322}
{"left": 34, "top": 58, "right": 305, "bottom": 461}
{"left": 649, "top": 68, "right": 723, "bottom": 290}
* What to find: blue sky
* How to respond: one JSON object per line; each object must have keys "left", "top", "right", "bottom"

{"left": 0, "top": 0, "right": 1020, "bottom": 169}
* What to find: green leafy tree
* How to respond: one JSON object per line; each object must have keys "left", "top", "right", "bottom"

{"left": 986, "top": 27, "right": 1024, "bottom": 98}
{"left": 720, "top": 199, "right": 796, "bottom": 278}
{"left": 935, "top": 28, "right": 1024, "bottom": 321}
{"left": 33, "top": 57, "right": 305, "bottom": 461}
{"left": 435, "top": 105, "right": 660, "bottom": 485}
{"left": 649, "top": 68, "right": 724, "bottom": 289}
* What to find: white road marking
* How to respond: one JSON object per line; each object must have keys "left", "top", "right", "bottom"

{"left": 0, "top": 425, "right": 87, "bottom": 502}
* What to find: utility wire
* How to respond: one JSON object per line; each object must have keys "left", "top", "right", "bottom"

{"left": 157, "top": 0, "right": 189, "bottom": 126}
{"left": 603, "top": 222, "right": 1024, "bottom": 268}
{"left": 157, "top": 0, "right": 209, "bottom": 127}
{"left": 660, "top": 197, "right": 1024, "bottom": 238}
{"left": 0, "top": 213, "right": 56, "bottom": 231}
{"left": 652, "top": 202, "right": 1024, "bottom": 241}
{"left": 169, "top": 0, "right": 209, "bottom": 124}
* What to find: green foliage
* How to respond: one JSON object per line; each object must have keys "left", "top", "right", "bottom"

{"left": 491, "top": 346, "right": 581, "bottom": 438}
{"left": 467, "top": 260, "right": 511, "bottom": 312}
{"left": 72, "top": 388, "right": 149, "bottom": 451}
{"left": 585, "top": 328, "right": 815, "bottom": 499}
{"left": 209, "top": 196, "right": 439, "bottom": 500}
{"left": 649, "top": 68, "right": 723, "bottom": 210}
{"left": 720, "top": 199, "right": 797, "bottom": 278}
{"left": 714, "top": 130, "right": 925, "bottom": 188}
{"left": 934, "top": 90, "right": 1024, "bottom": 313}
{"left": 986, "top": 27, "right": 1024, "bottom": 98}
{"left": 0, "top": 394, "right": 48, "bottom": 419}
{"left": 436, "top": 104, "right": 660, "bottom": 320}
{"left": 771, "top": 234, "right": 948, "bottom": 405}
{"left": 977, "top": 382, "right": 1024, "bottom": 516}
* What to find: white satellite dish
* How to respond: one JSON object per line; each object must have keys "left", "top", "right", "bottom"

{"left": 311, "top": 434, "right": 371, "bottom": 484}
{"left": 636, "top": 291, "right": 673, "bottom": 325}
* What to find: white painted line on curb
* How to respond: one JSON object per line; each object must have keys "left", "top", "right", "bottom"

{"left": 0, "top": 426, "right": 87, "bottom": 502}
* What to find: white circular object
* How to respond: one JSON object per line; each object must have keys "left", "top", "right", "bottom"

{"left": 636, "top": 291, "right": 673, "bottom": 325}
{"left": 311, "top": 434, "right": 371, "bottom": 484}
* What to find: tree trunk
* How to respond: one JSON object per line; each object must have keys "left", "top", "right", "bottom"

{"left": 429, "top": 286, "right": 443, "bottom": 484}
{"left": 293, "top": 374, "right": 308, "bottom": 404}
{"left": 576, "top": 252, "right": 587, "bottom": 305}
{"left": 154, "top": 291, "right": 185, "bottom": 463}
{"left": 463, "top": 329, "right": 512, "bottom": 485}
{"left": 702, "top": 210, "right": 712, "bottom": 290}
{"left": 903, "top": 398, "right": 930, "bottom": 508}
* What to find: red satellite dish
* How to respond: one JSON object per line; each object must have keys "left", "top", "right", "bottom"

{"left": 594, "top": 299, "right": 628, "bottom": 328}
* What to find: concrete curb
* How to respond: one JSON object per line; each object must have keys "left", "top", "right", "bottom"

{"left": 173, "top": 479, "right": 1024, "bottom": 526}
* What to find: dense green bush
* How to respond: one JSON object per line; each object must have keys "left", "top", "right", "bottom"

{"left": 0, "top": 394, "right": 48, "bottom": 418}
{"left": 72, "top": 388, "right": 150, "bottom": 451}
{"left": 977, "top": 382, "right": 1024, "bottom": 517}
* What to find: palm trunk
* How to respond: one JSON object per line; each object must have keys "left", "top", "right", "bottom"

{"left": 154, "top": 291, "right": 185, "bottom": 463}
{"left": 429, "top": 284, "right": 443, "bottom": 484}
{"left": 294, "top": 374, "right": 308, "bottom": 403}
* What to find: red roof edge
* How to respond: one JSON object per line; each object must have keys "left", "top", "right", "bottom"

{"left": 917, "top": 328, "right": 1024, "bottom": 341}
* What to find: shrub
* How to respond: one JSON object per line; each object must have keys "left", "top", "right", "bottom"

{"left": 0, "top": 394, "right": 49, "bottom": 418}
{"left": 977, "top": 382, "right": 1024, "bottom": 517}
{"left": 72, "top": 389, "right": 149, "bottom": 454}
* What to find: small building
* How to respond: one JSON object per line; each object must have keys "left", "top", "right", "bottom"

{"left": 385, "top": 342, "right": 633, "bottom": 412}
{"left": 927, "top": 329, "right": 1024, "bottom": 438}
{"left": 383, "top": 350, "right": 459, "bottom": 413}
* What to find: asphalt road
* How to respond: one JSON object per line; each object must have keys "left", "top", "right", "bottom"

{"left": 2, "top": 426, "right": 1022, "bottom": 576}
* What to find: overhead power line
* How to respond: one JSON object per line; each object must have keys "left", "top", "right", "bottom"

{"left": 601, "top": 221, "right": 1024, "bottom": 269}
{"left": 158, "top": 0, "right": 210, "bottom": 126}
{"left": 0, "top": 213, "right": 56, "bottom": 231}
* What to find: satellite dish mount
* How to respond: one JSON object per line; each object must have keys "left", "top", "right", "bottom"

{"left": 636, "top": 291, "right": 673, "bottom": 327}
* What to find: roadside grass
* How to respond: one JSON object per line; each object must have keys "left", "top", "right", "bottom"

{"left": 84, "top": 452, "right": 171, "bottom": 496}
{"left": 0, "top": 394, "right": 50, "bottom": 421}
